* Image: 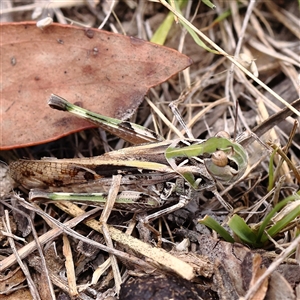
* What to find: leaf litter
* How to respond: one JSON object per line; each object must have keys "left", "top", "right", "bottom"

{"left": 1, "top": 1, "right": 300, "bottom": 299}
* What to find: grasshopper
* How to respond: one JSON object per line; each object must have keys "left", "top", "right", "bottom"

{"left": 10, "top": 94, "right": 248, "bottom": 223}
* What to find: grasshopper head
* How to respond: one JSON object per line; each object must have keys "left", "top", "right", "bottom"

{"left": 165, "top": 136, "right": 248, "bottom": 187}
{"left": 204, "top": 139, "right": 248, "bottom": 185}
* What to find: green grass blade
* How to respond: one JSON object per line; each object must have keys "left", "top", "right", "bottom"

{"left": 267, "top": 147, "right": 277, "bottom": 191}
{"left": 202, "top": 0, "right": 216, "bottom": 9}
{"left": 256, "top": 194, "right": 300, "bottom": 243}
{"left": 228, "top": 215, "right": 257, "bottom": 245}
{"left": 48, "top": 94, "right": 164, "bottom": 145}
{"left": 151, "top": 0, "right": 187, "bottom": 45}
{"left": 179, "top": 19, "right": 218, "bottom": 53}
{"left": 199, "top": 215, "right": 234, "bottom": 243}
{"left": 264, "top": 206, "right": 300, "bottom": 242}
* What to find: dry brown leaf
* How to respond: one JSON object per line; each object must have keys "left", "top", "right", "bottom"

{"left": 249, "top": 254, "right": 268, "bottom": 300}
{"left": 0, "top": 268, "right": 29, "bottom": 298}
{"left": 265, "top": 271, "right": 296, "bottom": 300}
{"left": 0, "top": 22, "right": 192, "bottom": 149}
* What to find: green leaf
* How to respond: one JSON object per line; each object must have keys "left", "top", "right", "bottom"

{"left": 228, "top": 215, "right": 257, "bottom": 245}
{"left": 199, "top": 215, "right": 234, "bottom": 243}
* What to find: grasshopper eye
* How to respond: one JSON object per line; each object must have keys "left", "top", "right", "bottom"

{"left": 211, "top": 150, "right": 228, "bottom": 167}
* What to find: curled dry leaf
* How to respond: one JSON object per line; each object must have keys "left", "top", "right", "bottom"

{"left": 0, "top": 22, "right": 192, "bottom": 149}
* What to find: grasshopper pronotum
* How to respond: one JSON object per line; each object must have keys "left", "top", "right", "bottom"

{"left": 10, "top": 94, "right": 248, "bottom": 222}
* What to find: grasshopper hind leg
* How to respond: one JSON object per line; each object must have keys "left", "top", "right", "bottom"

{"left": 140, "top": 194, "right": 190, "bottom": 225}
{"left": 136, "top": 194, "right": 191, "bottom": 246}
{"left": 135, "top": 178, "right": 192, "bottom": 245}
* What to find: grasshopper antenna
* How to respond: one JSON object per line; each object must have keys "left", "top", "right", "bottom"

{"left": 169, "top": 101, "right": 194, "bottom": 140}
{"left": 233, "top": 99, "right": 240, "bottom": 142}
